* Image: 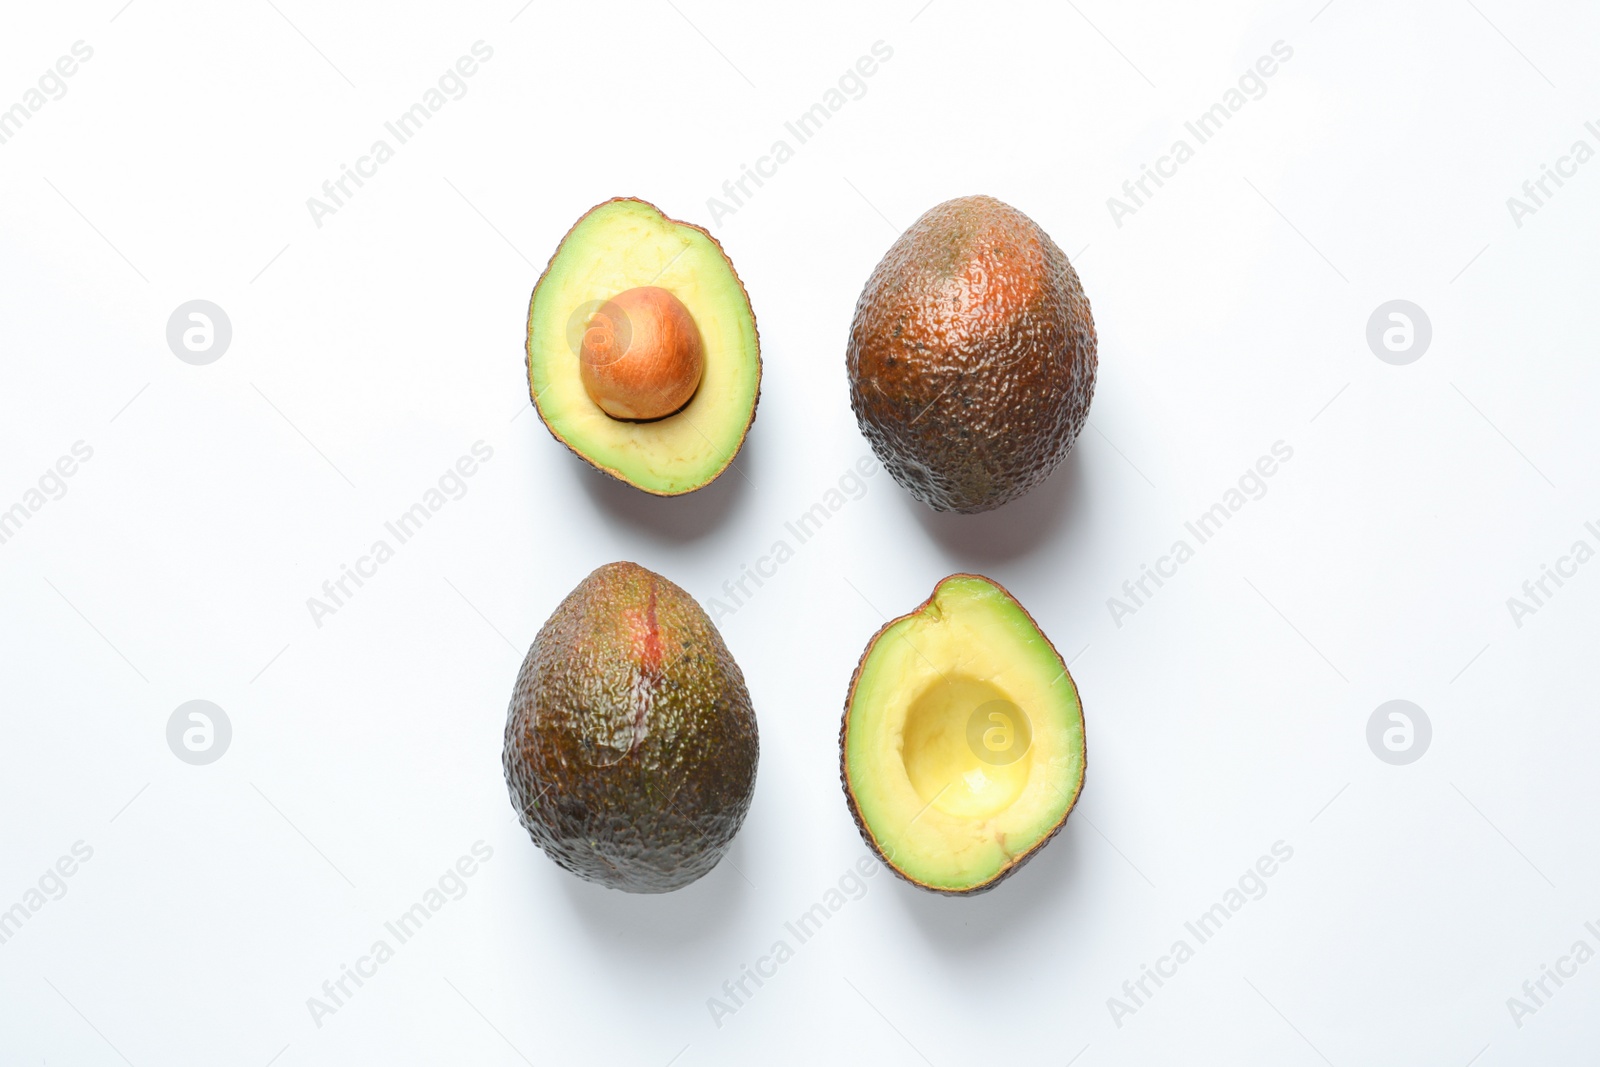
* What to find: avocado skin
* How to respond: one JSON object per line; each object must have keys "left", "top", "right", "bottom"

{"left": 503, "top": 562, "right": 759, "bottom": 892}
{"left": 847, "top": 196, "right": 1096, "bottom": 513}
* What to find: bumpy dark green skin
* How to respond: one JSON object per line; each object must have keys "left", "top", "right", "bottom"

{"left": 847, "top": 196, "right": 1097, "bottom": 513}
{"left": 503, "top": 562, "right": 759, "bottom": 893}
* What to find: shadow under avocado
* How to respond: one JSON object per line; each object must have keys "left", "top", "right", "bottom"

{"left": 557, "top": 833, "right": 755, "bottom": 955}
{"left": 571, "top": 426, "right": 759, "bottom": 544}
{"left": 891, "top": 808, "right": 1089, "bottom": 954}
{"left": 904, "top": 446, "right": 1088, "bottom": 565}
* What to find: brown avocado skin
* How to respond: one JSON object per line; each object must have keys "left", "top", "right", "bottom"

{"left": 847, "top": 196, "right": 1097, "bottom": 513}
{"left": 503, "top": 562, "right": 759, "bottom": 893}
{"left": 837, "top": 573, "right": 1086, "bottom": 896}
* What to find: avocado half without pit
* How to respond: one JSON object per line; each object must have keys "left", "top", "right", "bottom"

{"left": 847, "top": 195, "right": 1097, "bottom": 513}
{"left": 527, "top": 198, "right": 761, "bottom": 495}
{"left": 841, "top": 574, "right": 1086, "bottom": 894}
{"left": 503, "top": 561, "right": 759, "bottom": 892}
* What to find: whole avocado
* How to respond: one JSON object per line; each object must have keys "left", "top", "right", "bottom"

{"left": 502, "top": 562, "right": 758, "bottom": 893}
{"left": 847, "top": 195, "right": 1097, "bottom": 513}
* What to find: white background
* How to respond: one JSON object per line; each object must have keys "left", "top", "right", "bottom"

{"left": 2, "top": 0, "right": 1598, "bottom": 1063}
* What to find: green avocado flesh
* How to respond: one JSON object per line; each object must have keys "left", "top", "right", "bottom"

{"left": 502, "top": 561, "right": 759, "bottom": 893}
{"left": 842, "top": 574, "right": 1085, "bottom": 894}
{"left": 527, "top": 198, "right": 761, "bottom": 495}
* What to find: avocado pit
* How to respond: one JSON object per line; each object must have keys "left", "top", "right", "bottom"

{"left": 579, "top": 285, "right": 704, "bottom": 421}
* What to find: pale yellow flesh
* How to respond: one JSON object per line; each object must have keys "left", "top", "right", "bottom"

{"left": 528, "top": 200, "right": 759, "bottom": 495}
{"left": 845, "top": 576, "right": 1085, "bottom": 891}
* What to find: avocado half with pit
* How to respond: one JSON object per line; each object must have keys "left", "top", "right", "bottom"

{"left": 526, "top": 198, "right": 760, "bottom": 495}
{"left": 841, "top": 574, "right": 1086, "bottom": 894}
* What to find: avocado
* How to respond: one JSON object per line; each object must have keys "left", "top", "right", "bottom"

{"left": 846, "top": 195, "right": 1097, "bottom": 513}
{"left": 527, "top": 198, "right": 761, "bottom": 496}
{"left": 840, "top": 573, "right": 1085, "bottom": 894}
{"left": 503, "top": 561, "right": 759, "bottom": 892}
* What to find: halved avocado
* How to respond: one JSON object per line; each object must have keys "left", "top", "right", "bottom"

{"left": 841, "top": 574, "right": 1086, "bottom": 894}
{"left": 526, "top": 198, "right": 760, "bottom": 496}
